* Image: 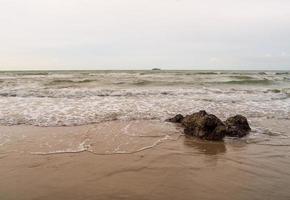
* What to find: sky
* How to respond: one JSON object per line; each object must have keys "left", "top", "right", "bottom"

{"left": 0, "top": 0, "right": 290, "bottom": 70}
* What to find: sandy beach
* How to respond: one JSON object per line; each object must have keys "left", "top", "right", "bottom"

{"left": 1, "top": 0, "right": 290, "bottom": 198}
{"left": 1, "top": 119, "right": 290, "bottom": 200}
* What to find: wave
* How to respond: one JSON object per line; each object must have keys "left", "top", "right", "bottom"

{"left": 132, "top": 80, "right": 152, "bottom": 86}
{"left": 113, "top": 80, "right": 197, "bottom": 86}
{"left": 193, "top": 72, "right": 219, "bottom": 75}
{"left": 11, "top": 72, "right": 50, "bottom": 76}
{"left": 265, "top": 89, "right": 281, "bottom": 93}
{"left": 46, "top": 79, "right": 96, "bottom": 85}
{"left": 270, "top": 88, "right": 290, "bottom": 97}
{"left": 0, "top": 89, "right": 185, "bottom": 98}
{"left": 0, "top": 92, "right": 289, "bottom": 127}
{"left": 275, "top": 72, "right": 290, "bottom": 75}
{"left": 0, "top": 93, "right": 17, "bottom": 97}
{"left": 218, "top": 79, "right": 273, "bottom": 85}
{"left": 229, "top": 76, "right": 255, "bottom": 80}
{"left": 0, "top": 86, "right": 288, "bottom": 99}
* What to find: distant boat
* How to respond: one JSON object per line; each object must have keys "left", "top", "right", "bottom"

{"left": 152, "top": 68, "right": 161, "bottom": 70}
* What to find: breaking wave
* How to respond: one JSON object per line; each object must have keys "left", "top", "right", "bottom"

{"left": 218, "top": 79, "right": 273, "bottom": 85}
{"left": 47, "top": 79, "right": 97, "bottom": 85}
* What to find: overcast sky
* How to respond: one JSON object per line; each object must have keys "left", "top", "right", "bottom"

{"left": 0, "top": 0, "right": 290, "bottom": 70}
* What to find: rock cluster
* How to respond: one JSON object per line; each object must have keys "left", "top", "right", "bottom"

{"left": 166, "top": 110, "right": 251, "bottom": 141}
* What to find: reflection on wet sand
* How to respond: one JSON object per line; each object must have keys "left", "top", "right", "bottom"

{"left": 183, "top": 136, "right": 227, "bottom": 155}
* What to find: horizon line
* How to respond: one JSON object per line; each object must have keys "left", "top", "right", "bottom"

{"left": 0, "top": 68, "right": 289, "bottom": 72}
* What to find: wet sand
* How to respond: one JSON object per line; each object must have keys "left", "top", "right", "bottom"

{"left": 0, "top": 120, "right": 290, "bottom": 200}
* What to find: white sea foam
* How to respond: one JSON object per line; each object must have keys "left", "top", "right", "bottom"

{"left": 0, "top": 70, "right": 289, "bottom": 126}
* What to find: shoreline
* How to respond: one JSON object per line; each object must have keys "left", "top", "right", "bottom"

{"left": 0, "top": 119, "right": 290, "bottom": 200}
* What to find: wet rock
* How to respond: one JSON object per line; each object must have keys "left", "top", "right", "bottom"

{"left": 166, "top": 114, "right": 184, "bottom": 123}
{"left": 166, "top": 110, "right": 251, "bottom": 141}
{"left": 225, "top": 115, "right": 251, "bottom": 137}
{"left": 181, "top": 110, "right": 227, "bottom": 141}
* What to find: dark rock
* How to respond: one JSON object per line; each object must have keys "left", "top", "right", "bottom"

{"left": 166, "top": 110, "right": 251, "bottom": 140}
{"left": 181, "top": 110, "right": 226, "bottom": 141}
{"left": 224, "top": 115, "right": 251, "bottom": 137}
{"left": 166, "top": 114, "right": 184, "bottom": 123}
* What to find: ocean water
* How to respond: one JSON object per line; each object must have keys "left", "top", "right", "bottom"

{"left": 0, "top": 70, "right": 289, "bottom": 127}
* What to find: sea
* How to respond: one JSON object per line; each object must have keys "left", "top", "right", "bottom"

{"left": 0, "top": 70, "right": 289, "bottom": 127}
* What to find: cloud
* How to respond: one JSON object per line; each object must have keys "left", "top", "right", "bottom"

{"left": 0, "top": 0, "right": 290, "bottom": 70}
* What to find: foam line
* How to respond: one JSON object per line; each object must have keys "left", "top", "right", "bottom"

{"left": 30, "top": 134, "right": 184, "bottom": 156}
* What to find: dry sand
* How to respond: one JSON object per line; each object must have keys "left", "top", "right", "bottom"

{"left": 0, "top": 120, "right": 290, "bottom": 200}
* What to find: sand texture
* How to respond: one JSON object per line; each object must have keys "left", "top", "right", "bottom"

{"left": 0, "top": 119, "right": 290, "bottom": 200}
